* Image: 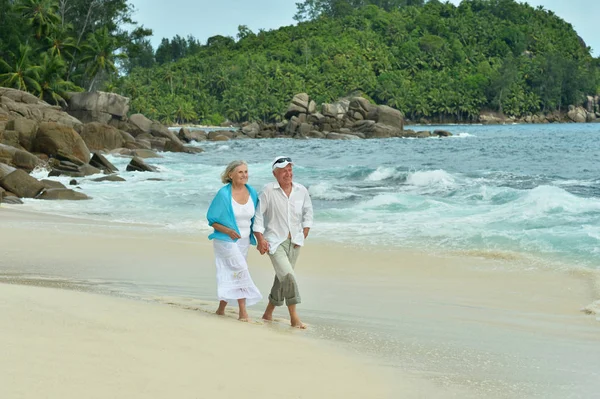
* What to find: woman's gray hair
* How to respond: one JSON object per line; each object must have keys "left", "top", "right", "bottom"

{"left": 221, "top": 160, "right": 247, "bottom": 184}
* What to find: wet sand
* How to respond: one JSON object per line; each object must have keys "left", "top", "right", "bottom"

{"left": 1, "top": 206, "right": 599, "bottom": 398}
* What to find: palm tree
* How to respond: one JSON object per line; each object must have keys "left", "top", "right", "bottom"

{"left": 44, "top": 24, "right": 78, "bottom": 60}
{"left": 37, "top": 51, "right": 80, "bottom": 105}
{"left": 15, "top": 0, "right": 61, "bottom": 40}
{"left": 79, "top": 27, "right": 126, "bottom": 91}
{"left": 0, "top": 44, "right": 42, "bottom": 93}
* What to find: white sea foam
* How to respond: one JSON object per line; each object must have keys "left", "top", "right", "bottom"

{"left": 365, "top": 166, "right": 399, "bottom": 182}
{"left": 405, "top": 170, "right": 456, "bottom": 190}
{"left": 308, "top": 182, "right": 357, "bottom": 200}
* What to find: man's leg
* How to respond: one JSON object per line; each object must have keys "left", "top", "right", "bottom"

{"left": 263, "top": 240, "right": 303, "bottom": 326}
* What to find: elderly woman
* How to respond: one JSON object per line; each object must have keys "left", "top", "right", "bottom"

{"left": 206, "top": 160, "right": 262, "bottom": 321}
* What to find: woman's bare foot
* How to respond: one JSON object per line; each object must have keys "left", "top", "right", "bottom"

{"left": 238, "top": 310, "right": 249, "bottom": 322}
{"left": 216, "top": 300, "right": 227, "bottom": 316}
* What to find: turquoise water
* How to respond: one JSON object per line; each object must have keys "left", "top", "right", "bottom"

{"left": 27, "top": 123, "right": 600, "bottom": 269}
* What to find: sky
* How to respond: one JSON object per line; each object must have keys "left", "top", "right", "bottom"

{"left": 129, "top": 0, "right": 600, "bottom": 57}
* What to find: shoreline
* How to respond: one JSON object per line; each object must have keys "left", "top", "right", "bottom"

{"left": 2, "top": 206, "right": 600, "bottom": 398}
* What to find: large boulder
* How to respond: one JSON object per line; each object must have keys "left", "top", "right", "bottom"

{"left": 0, "top": 144, "right": 42, "bottom": 172}
{"left": 89, "top": 152, "right": 118, "bottom": 174}
{"left": 129, "top": 113, "right": 153, "bottom": 134}
{"left": 368, "top": 105, "right": 404, "bottom": 130}
{"left": 285, "top": 93, "right": 310, "bottom": 119}
{"left": 67, "top": 91, "right": 129, "bottom": 118}
{"left": 0, "top": 169, "right": 45, "bottom": 198}
{"left": 178, "top": 127, "right": 207, "bottom": 142}
{"left": 5, "top": 117, "right": 38, "bottom": 151}
{"left": 0, "top": 162, "right": 16, "bottom": 180}
{"left": 126, "top": 156, "right": 158, "bottom": 172}
{"left": 36, "top": 188, "right": 91, "bottom": 200}
{"left": 79, "top": 122, "right": 126, "bottom": 151}
{"left": 0, "top": 88, "right": 83, "bottom": 129}
{"left": 567, "top": 106, "right": 587, "bottom": 123}
{"left": 32, "top": 122, "right": 91, "bottom": 163}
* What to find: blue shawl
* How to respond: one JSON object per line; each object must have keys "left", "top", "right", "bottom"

{"left": 206, "top": 183, "right": 259, "bottom": 245}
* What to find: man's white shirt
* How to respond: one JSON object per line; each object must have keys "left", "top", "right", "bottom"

{"left": 253, "top": 181, "right": 313, "bottom": 254}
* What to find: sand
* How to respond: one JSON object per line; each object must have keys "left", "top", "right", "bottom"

{"left": 1, "top": 206, "right": 599, "bottom": 398}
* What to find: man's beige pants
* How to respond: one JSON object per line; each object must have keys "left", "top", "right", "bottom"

{"left": 268, "top": 239, "right": 301, "bottom": 306}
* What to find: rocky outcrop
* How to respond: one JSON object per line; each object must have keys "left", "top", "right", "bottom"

{"left": 0, "top": 88, "right": 183, "bottom": 203}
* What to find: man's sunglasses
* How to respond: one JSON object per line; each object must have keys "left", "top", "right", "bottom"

{"left": 273, "top": 157, "right": 292, "bottom": 166}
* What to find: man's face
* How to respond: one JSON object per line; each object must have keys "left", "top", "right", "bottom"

{"left": 274, "top": 164, "right": 293, "bottom": 186}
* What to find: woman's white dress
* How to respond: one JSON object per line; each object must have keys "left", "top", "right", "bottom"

{"left": 213, "top": 196, "right": 262, "bottom": 306}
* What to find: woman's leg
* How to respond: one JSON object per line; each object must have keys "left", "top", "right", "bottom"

{"left": 216, "top": 300, "right": 227, "bottom": 315}
{"left": 237, "top": 298, "right": 249, "bottom": 321}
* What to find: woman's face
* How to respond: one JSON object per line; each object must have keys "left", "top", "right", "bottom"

{"left": 230, "top": 164, "right": 248, "bottom": 186}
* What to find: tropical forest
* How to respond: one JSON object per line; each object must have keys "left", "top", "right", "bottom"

{"left": 1, "top": 0, "right": 599, "bottom": 125}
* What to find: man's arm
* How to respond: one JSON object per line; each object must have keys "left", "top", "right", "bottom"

{"left": 253, "top": 190, "right": 269, "bottom": 254}
{"left": 302, "top": 188, "right": 313, "bottom": 239}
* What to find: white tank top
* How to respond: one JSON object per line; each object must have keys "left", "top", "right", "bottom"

{"left": 232, "top": 196, "right": 255, "bottom": 239}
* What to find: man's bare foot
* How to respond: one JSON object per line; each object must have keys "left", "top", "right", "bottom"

{"left": 262, "top": 302, "right": 275, "bottom": 321}
{"left": 262, "top": 312, "right": 273, "bottom": 321}
{"left": 290, "top": 315, "right": 307, "bottom": 329}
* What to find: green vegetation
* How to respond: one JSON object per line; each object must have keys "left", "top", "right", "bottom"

{"left": 0, "top": 0, "right": 152, "bottom": 104}
{"left": 2, "top": 0, "right": 599, "bottom": 124}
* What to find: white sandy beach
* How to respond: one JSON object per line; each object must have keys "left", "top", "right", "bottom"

{"left": 1, "top": 206, "right": 599, "bottom": 398}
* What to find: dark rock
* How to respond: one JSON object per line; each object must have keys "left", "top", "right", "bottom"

{"left": 36, "top": 188, "right": 91, "bottom": 200}
{"left": 0, "top": 169, "right": 45, "bottom": 198}
{"left": 92, "top": 175, "right": 126, "bottom": 182}
{"left": 126, "top": 156, "right": 157, "bottom": 172}
{"left": 89, "top": 152, "right": 118, "bottom": 174}
{"left": 40, "top": 179, "right": 67, "bottom": 189}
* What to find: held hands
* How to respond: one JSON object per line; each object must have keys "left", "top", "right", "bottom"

{"left": 257, "top": 238, "right": 269, "bottom": 255}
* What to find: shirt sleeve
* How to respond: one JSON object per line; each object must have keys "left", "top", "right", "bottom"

{"left": 302, "top": 187, "right": 313, "bottom": 229}
{"left": 253, "top": 189, "right": 268, "bottom": 234}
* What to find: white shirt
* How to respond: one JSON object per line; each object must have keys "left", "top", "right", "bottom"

{"left": 232, "top": 196, "right": 255, "bottom": 239}
{"left": 253, "top": 181, "right": 313, "bottom": 254}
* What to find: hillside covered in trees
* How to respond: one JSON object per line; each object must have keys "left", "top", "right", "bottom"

{"left": 0, "top": 0, "right": 152, "bottom": 103}
{"left": 2, "top": 0, "right": 599, "bottom": 125}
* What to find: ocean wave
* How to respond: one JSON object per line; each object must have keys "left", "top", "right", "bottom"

{"left": 405, "top": 169, "right": 457, "bottom": 190}
{"left": 516, "top": 185, "right": 600, "bottom": 215}
{"left": 365, "top": 166, "right": 401, "bottom": 182}
{"left": 451, "top": 132, "right": 476, "bottom": 138}
{"left": 308, "top": 182, "right": 358, "bottom": 201}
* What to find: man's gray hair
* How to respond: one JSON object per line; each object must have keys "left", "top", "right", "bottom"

{"left": 221, "top": 160, "right": 247, "bottom": 184}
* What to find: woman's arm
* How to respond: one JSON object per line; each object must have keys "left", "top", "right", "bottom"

{"left": 212, "top": 222, "right": 241, "bottom": 240}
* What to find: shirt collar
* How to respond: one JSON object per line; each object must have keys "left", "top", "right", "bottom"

{"left": 273, "top": 181, "right": 295, "bottom": 190}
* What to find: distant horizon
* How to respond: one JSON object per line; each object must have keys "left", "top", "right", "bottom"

{"left": 130, "top": 0, "right": 599, "bottom": 57}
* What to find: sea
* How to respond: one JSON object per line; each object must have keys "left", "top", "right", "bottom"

{"left": 24, "top": 122, "right": 600, "bottom": 271}
{"left": 5, "top": 122, "right": 600, "bottom": 398}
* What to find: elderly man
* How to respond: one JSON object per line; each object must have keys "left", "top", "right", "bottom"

{"left": 253, "top": 156, "right": 313, "bottom": 329}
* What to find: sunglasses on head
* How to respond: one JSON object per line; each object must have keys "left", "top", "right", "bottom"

{"left": 273, "top": 157, "right": 292, "bottom": 166}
